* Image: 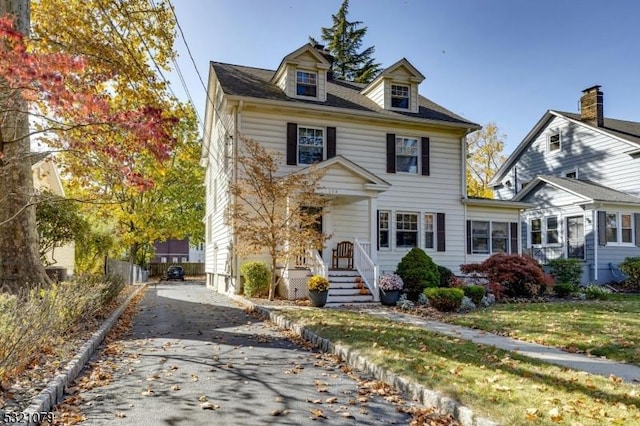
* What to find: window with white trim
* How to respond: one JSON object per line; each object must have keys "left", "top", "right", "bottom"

{"left": 546, "top": 216, "right": 559, "bottom": 244}
{"left": 491, "top": 222, "right": 509, "bottom": 253}
{"left": 296, "top": 70, "right": 317, "bottom": 97}
{"left": 395, "top": 136, "right": 418, "bottom": 173}
{"left": 548, "top": 132, "right": 561, "bottom": 152}
{"left": 396, "top": 212, "right": 418, "bottom": 248}
{"left": 607, "top": 212, "right": 634, "bottom": 244}
{"left": 622, "top": 214, "right": 633, "bottom": 243}
{"left": 424, "top": 213, "right": 435, "bottom": 249}
{"left": 471, "top": 221, "right": 489, "bottom": 254}
{"left": 391, "top": 84, "right": 409, "bottom": 109}
{"left": 378, "top": 211, "right": 390, "bottom": 249}
{"left": 530, "top": 218, "right": 542, "bottom": 245}
{"left": 298, "top": 127, "right": 324, "bottom": 164}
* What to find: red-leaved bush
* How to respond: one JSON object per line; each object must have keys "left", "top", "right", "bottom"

{"left": 460, "top": 253, "right": 554, "bottom": 300}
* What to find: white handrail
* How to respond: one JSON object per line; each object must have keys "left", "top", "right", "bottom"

{"left": 306, "top": 249, "right": 328, "bottom": 278}
{"left": 353, "top": 238, "right": 379, "bottom": 301}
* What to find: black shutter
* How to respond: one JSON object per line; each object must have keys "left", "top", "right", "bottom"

{"left": 386, "top": 133, "right": 396, "bottom": 173}
{"left": 436, "top": 213, "right": 446, "bottom": 252}
{"left": 635, "top": 213, "right": 640, "bottom": 247}
{"left": 327, "top": 127, "right": 336, "bottom": 159}
{"left": 376, "top": 210, "right": 380, "bottom": 251}
{"left": 421, "top": 137, "right": 430, "bottom": 176}
{"left": 510, "top": 222, "right": 519, "bottom": 254}
{"left": 597, "top": 211, "right": 607, "bottom": 246}
{"left": 286, "top": 122, "right": 297, "bottom": 165}
{"left": 466, "top": 220, "right": 472, "bottom": 254}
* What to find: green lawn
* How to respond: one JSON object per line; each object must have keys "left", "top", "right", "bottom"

{"left": 443, "top": 294, "right": 640, "bottom": 365}
{"left": 276, "top": 307, "right": 639, "bottom": 426}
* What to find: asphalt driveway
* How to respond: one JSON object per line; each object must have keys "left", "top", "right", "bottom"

{"left": 74, "top": 282, "right": 413, "bottom": 425}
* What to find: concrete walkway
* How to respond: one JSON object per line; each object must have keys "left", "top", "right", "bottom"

{"left": 363, "top": 309, "right": 640, "bottom": 384}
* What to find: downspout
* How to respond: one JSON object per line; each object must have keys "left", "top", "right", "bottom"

{"left": 462, "top": 132, "right": 469, "bottom": 264}
{"left": 233, "top": 101, "right": 243, "bottom": 294}
{"left": 593, "top": 206, "right": 600, "bottom": 282}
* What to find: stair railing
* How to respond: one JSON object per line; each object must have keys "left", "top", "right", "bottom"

{"left": 306, "top": 249, "right": 328, "bottom": 278}
{"left": 353, "top": 238, "right": 379, "bottom": 301}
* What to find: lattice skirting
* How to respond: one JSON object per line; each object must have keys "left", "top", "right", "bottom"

{"left": 279, "top": 268, "right": 311, "bottom": 300}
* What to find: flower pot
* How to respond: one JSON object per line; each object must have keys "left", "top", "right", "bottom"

{"left": 379, "top": 289, "right": 401, "bottom": 306}
{"left": 308, "top": 290, "right": 329, "bottom": 307}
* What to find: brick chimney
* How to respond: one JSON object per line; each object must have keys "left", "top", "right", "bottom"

{"left": 580, "top": 85, "right": 604, "bottom": 127}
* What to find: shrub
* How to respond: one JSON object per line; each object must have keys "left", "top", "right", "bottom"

{"left": 459, "top": 296, "right": 476, "bottom": 312}
{"left": 396, "top": 248, "right": 440, "bottom": 301}
{"left": 378, "top": 273, "right": 404, "bottom": 291}
{"left": 462, "top": 285, "right": 486, "bottom": 305}
{"left": 437, "top": 265, "right": 454, "bottom": 287}
{"left": 554, "top": 282, "right": 576, "bottom": 298}
{"left": 619, "top": 257, "right": 640, "bottom": 290}
{"left": 461, "top": 253, "right": 551, "bottom": 300}
{"left": 241, "top": 261, "right": 271, "bottom": 297}
{"left": 548, "top": 258, "right": 583, "bottom": 287}
{"left": 424, "top": 288, "right": 464, "bottom": 312}
{"left": 307, "top": 275, "right": 329, "bottom": 292}
{"left": 396, "top": 293, "right": 415, "bottom": 310}
{"left": 583, "top": 284, "right": 611, "bottom": 300}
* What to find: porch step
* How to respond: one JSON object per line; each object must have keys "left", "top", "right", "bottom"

{"left": 326, "top": 269, "right": 376, "bottom": 306}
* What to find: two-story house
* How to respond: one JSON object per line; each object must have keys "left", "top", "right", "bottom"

{"left": 202, "top": 44, "right": 529, "bottom": 302}
{"left": 490, "top": 86, "right": 640, "bottom": 284}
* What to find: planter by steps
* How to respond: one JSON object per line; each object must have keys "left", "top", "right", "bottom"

{"left": 380, "top": 289, "right": 401, "bottom": 306}
{"left": 308, "top": 290, "right": 329, "bottom": 307}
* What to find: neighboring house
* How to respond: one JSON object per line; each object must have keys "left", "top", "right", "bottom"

{"left": 490, "top": 86, "right": 640, "bottom": 283}
{"left": 32, "top": 157, "right": 75, "bottom": 278}
{"left": 202, "top": 43, "right": 528, "bottom": 302}
{"left": 153, "top": 238, "right": 189, "bottom": 263}
{"left": 189, "top": 242, "right": 205, "bottom": 263}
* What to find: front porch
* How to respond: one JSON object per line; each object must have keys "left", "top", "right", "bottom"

{"left": 278, "top": 239, "right": 380, "bottom": 305}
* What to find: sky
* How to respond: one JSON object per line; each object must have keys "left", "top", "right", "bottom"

{"left": 168, "top": 0, "right": 640, "bottom": 155}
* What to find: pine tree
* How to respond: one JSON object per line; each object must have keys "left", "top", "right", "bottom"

{"left": 310, "top": 0, "right": 381, "bottom": 83}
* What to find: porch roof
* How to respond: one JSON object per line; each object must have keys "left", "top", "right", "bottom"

{"left": 297, "top": 155, "right": 391, "bottom": 195}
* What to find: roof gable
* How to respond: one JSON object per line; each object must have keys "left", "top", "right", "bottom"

{"left": 513, "top": 175, "right": 640, "bottom": 206}
{"left": 491, "top": 109, "right": 640, "bottom": 186}
{"left": 298, "top": 155, "right": 391, "bottom": 193}
{"left": 271, "top": 43, "right": 331, "bottom": 84}
{"left": 363, "top": 58, "right": 425, "bottom": 91}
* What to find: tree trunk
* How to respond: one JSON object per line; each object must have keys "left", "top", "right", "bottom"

{"left": 269, "top": 257, "right": 277, "bottom": 301}
{"left": 0, "top": 0, "right": 50, "bottom": 294}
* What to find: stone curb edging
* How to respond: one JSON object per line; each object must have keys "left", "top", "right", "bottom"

{"left": 232, "top": 296, "right": 498, "bottom": 426}
{"left": 15, "top": 284, "right": 147, "bottom": 426}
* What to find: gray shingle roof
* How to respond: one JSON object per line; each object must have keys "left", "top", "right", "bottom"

{"left": 538, "top": 175, "right": 640, "bottom": 204}
{"left": 557, "top": 111, "right": 640, "bottom": 147}
{"left": 211, "top": 62, "right": 478, "bottom": 127}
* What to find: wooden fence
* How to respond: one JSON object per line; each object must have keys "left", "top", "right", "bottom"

{"left": 149, "top": 262, "right": 205, "bottom": 277}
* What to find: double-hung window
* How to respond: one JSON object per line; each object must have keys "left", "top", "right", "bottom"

{"left": 471, "top": 221, "right": 490, "bottom": 254}
{"left": 546, "top": 216, "right": 559, "bottom": 244}
{"left": 491, "top": 222, "right": 509, "bottom": 253}
{"left": 622, "top": 214, "right": 633, "bottom": 243}
{"left": 296, "top": 70, "right": 317, "bottom": 97}
{"left": 378, "top": 211, "right": 390, "bottom": 249}
{"left": 391, "top": 84, "right": 409, "bottom": 109}
{"left": 606, "top": 213, "right": 618, "bottom": 243}
{"left": 298, "top": 127, "right": 324, "bottom": 165}
{"left": 424, "top": 213, "right": 435, "bottom": 249}
{"left": 395, "top": 137, "right": 418, "bottom": 173}
{"left": 606, "top": 212, "right": 634, "bottom": 244}
{"left": 396, "top": 213, "right": 418, "bottom": 248}
{"left": 530, "top": 218, "right": 542, "bottom": 245}
{"left": 548, "top": 132, "right": 561, "bottom": 152}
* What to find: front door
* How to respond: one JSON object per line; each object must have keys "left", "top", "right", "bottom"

{"left": 566, "top": 216, "right": 584, "bottom": 259}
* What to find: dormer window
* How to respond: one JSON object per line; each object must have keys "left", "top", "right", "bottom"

{"left": 548, "top": 132, "right": 561, "bottom": 152}
{"left": 391, "top": 84, "right": 409, "bottom": 109}
{"left": 296, "top": 70, "right": 317, "bottom": 97}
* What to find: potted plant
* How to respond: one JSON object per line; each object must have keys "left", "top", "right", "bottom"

{"left": 307, "top": 275, "right": 330, "bottom": 307}
{"left": 378, "top": 273, "right": 404, "bottom": 306}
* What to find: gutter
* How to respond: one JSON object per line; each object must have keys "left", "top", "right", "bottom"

{"left": 232, "top": 101, "right": 243, "bottom": 294}
{"left": 223, "top": 95, "right": 481, "bottom": 133}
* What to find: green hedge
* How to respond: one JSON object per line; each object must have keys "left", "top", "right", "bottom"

{"left": 424, "top": 288, "right": 464, "bottom": 312}
{"left": 240, "top": 261, "right": 271, "bottom": 297}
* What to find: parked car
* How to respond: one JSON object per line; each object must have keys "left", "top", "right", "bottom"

{"left": 165, "top": 265, "right": 185, "bottom": 281}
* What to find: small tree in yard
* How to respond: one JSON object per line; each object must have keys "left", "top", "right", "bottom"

{"left": 229, "top": 138, "right": 329, "bottom": 301}
{"left": 461, "top": 253, "right": 552, "bottom": 300}
{"left": 396, "top": 248, "right": 440, "bottom": 301}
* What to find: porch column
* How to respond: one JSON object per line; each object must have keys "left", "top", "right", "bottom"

{"left": 369, "top": 197, "right": 378, "bottom": 263}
